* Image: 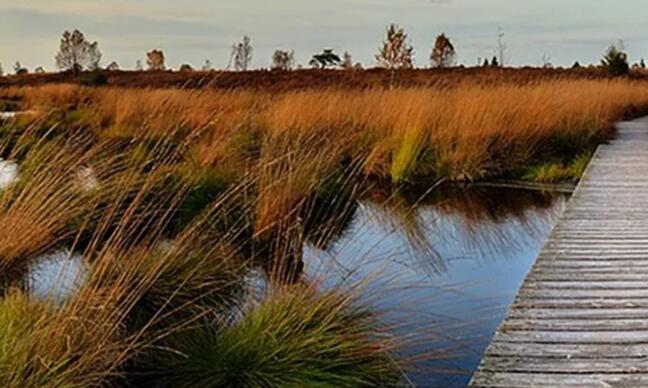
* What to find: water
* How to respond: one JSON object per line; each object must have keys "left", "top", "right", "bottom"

{"left": 0, "top": 159, "right": 19, "bottom": 189}
{"left": 304, "top": 185, "right": 568, "bottom": 387}
{"left": 27, "top": 249, "right": 87, "bottom": 304}
{"left": 14, "top": 183, "right": 567, "bottom": 387}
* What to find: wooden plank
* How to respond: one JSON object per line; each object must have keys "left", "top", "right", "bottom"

{"left": 479, "top": 357, "right": 648, "bottom": 373}
{"left": 501, "top": 319, "right": 648, "bottom": 331}
{"left": 493, "top": 331, "right": 648, "bottom": 344}
{"left": 471, "top": 372, "right": 648, "bottom": 387}
{"left": 470, "top": 118, "right": 648, "bottom": 386}
{"left": 513, "top": 299, "right": 648, "bottom": 309}
{"left": 486, "top": 342, "right": 648, "bottom": 358}
{"left": 506, "top": 308, "right": 648, "bottom": 320}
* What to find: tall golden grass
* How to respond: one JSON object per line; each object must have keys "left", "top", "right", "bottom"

{"left": 5, "top": 79, "right": 648, "bottom": 183}
{"left": 0, "top": 78, "right": 647, "bottom": 386}
{"left": 0, "top": 118, "right": 400, "bottom": 386}
{"left": 4, "top": 79, "right": 647, "bottom": 236}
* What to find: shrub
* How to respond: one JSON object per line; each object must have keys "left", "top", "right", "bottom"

{"left": 601, "top": 44, "right": 629, "bottom": 76}
{"left": 80, "top": 71, "right": 108, "bottom": 86}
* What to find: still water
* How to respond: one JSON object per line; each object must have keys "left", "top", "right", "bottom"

{"left": 20, "top": 184, "right": 567, "bottom": 387}
{"left": 305, "top": 185, "right": 568, "bottom": 387}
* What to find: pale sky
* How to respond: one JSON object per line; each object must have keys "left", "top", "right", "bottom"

{"left": 0, "top": 0, "right": 646, "bottom": 71}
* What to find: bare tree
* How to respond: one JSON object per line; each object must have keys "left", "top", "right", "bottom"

{"left": 341, "top": 51, "right": 354, "bottom": 69}
{"left": 540, "top": 53, "right": 552, "bottom": 68}
{"left": 0, "top": 63, "right": 3, "bottom": 77}
{"left": 271, "top": 50, "right": 295, "bottom": 70}
{"left": 146, "top": 49, "right": 165, "bottom": 71}
{"left": 376, "top": 24, "right": 414, "bottom": 70}
{"left": 497, "top": 27, "right": 507, "bottom": 66}
{"left": 34, "top": 66, "right": 46, "bottom": 74}
{"left": 135, "top": 60, "right": 143, "bottom": 71}
{"left": 232, "top": 36, "right": 253, "bottom": 71}
{"left": 430, "top": 33, "right": 456, "bottom": 68}
{"left": 55, "top": 29, "right": 101, "bottom": 75}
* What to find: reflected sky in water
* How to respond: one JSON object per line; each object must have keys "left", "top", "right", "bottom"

{"left": 305, "top": 186, "right": 567, "bottom": 387}
{"left": 12, "top": 181, "right": 566, "bottom": 387}
{"left": 27, "top": 249, "right": 87, "bottom": 304}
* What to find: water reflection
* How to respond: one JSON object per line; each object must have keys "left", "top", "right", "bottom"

{"left": 304, "top": 185, "right": 567, "bottom": 387}
{"left": 5, "top": 181, "right": 566, "bottom": 387}
{"left": 26, "top": 249, "right": 87, "bottom": 303}
{"left": 0, "top": 159, "right": 18, "bottom": 189}
{"left": 0, "top": 112, "right": 17, "bottom": 119}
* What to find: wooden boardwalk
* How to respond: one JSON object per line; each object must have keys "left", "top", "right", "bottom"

{"left": 470, "top": 117, "right": 648, "bottom": 387}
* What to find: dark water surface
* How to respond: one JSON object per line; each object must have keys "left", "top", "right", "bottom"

{"left": 304, "top": 185, "right": 568, "bottom": 387}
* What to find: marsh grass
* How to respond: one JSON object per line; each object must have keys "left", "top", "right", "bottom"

{"left": 0, "top": 125, "right": 401, "bottom": 387}
{"left": 521, "top": 153, "right": 593, "bottom": 183}
{"left": 131, "top": 285, "right": 402, "bottom": 388}
{"left": 0, "top": 76, "right": 647, "bottom": 386}
{"left": 4, "top": 79, "right": 648, "bottom": 185}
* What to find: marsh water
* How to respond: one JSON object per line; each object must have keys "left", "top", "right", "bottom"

{"left": 21, "top": 183, "right": 567, "bottom": 387}
{"left": 305, "top": 185, "right": 568, "bottom": 387}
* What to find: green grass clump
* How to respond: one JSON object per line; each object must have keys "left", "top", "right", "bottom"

{"left": 133, "top": 286, "right": 402, "bottom": 388}
{"left": 522, "top": 153, "right": 592, "bottom": 183}
{"left": 0, "top": 291, "right": 45, "bottom": 386}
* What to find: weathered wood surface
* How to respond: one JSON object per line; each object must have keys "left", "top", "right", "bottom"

{"left": 470, "top": 117, "right": 648, "bottom": 387}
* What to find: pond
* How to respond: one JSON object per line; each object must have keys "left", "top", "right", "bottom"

{"left": 304, "top": 185, "right": 568, "bottom": 387}
{"left": 14, "top": 183, "right": 567, "bottom": 387}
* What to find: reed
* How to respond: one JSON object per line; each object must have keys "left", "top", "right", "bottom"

{"left": 3, "top": 78, "right": 647, "bottom": 185}
{"left": 0, "top": 76, "right": 647, "bottom": 386}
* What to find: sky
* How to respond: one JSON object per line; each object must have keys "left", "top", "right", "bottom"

{"left": 0, "top": 0, "right": 646, "bottom": 71}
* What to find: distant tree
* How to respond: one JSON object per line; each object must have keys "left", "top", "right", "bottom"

{"left": 601, "top": 43, "right": 629, "bottom": 76}
{"left": 376, "top": 24, "right": 414, "bottom": 70}
{"left": 34, "top": 66, "right": 45, "bottom": 74}
{"left": 146, "top": 49, "right": 165, "bottom": 71}
{"left": 13, "top": 62, "right": 27, "bottom": 75}
{"left": 482, "top": 58, "right": 490, "bottom": 67}
{"left": 572, "top": 61, "right": 582, "bottom": 68}
{"left": 55, "top": 29, "right": 101, "bottom": 75}
{"left": 232, "top": 36, "right": 253, "bottom": 71}
{"left": 490, "top": 55, "right": 499, "bottom": 67}
{"left": 341, "top": 51, "right": 354, "bottom": 69}
{"left": 497, "top": 27, "right": 507, "bottom": 66}
{"left": 0, "top": 63, "right": 3, "bottom": 77}
{"left": 135, "top": 60, "right": 143, "bottom": 71}
{"left": 430, "top": 33, "right": 456, "bottom": 68}
{"left": 106, "top": 61, "right": 120, "bottom": 71}
{"left": 309, "top": 49, "right": 341, "bottom": 69}
{"left": 202, "top": 59, "right": 213, "bottom": 71}
{"left": 541, "top": 53, "right": 553, "bottom": 68}
{"left": 354, "top": 62, "right": 364, "bottom": 70}
{"left": 179, "top": 64, "right": 193, "bottom": 72}
{"left": 271, "top": 50, "right": 295, "bottom": 70}
{"left": 640, "top": 59, "right": 646, "bottom": 69}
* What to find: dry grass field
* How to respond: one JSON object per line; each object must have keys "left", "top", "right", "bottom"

{"left": 1, "top": 69, "right": 648, "bottom": 386}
